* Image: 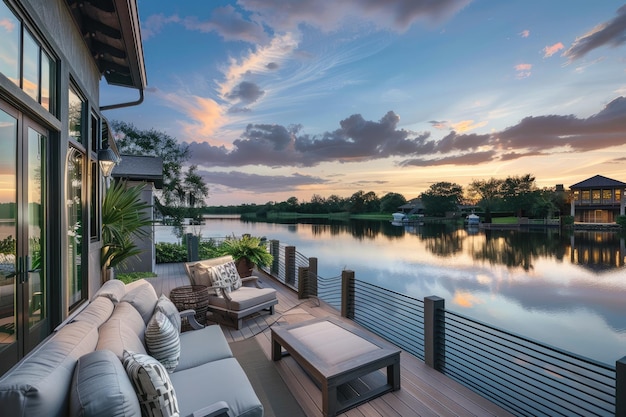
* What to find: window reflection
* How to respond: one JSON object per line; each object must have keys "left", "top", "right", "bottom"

{"left": 68, "top": 88, "right": 83, "bottom": 144}
{"left": 22, "top": 30, "right": 39, "bottom": 102}
{"left": 66, "top": 148, "right": 83, "bottom": 307}
{"left": 41, "top": 52, "right": 52, "bottom": 112}
{"left": 0, "top": 2, "right": 19, "bottom": 85}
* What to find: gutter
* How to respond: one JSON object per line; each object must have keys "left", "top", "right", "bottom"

{"left": 100, "top": 88, "right": 144, "bottom": 111}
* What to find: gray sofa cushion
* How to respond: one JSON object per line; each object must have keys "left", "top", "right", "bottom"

{"left": 92, "top": 279, "right": 126, "bottom": 303}
{"left": 0, "top": 321, "right": 99, "bottom": 417}
{"left": 170, "top": 358, "right": 263, "bottom": 417}
{"left": 121, "top": 280, "right": 158, "bottom": 324}
{"left": 71, "top": 296, "right": 114, "bottom": 327}
{"left": 111, "top": 301, "right": 146, "bottom": 339}
{"left": 176, "top": 325, "right": 232, "bottom": 371}
{"left": 70, "top": 349, "right": 140, "bottom": 417}
{"left": 97, "top": 318, "right": 147, "bottom": 360}
{"left": 209, "top": 286, "right": 277, "bottom": 311}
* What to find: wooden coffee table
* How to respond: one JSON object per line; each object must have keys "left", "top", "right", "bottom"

{"left": 271, "top": 316, "right": 401, "bottom": 416}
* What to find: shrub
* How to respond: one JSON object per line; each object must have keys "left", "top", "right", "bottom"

{"left": 616, "top": 215, "right": 626, "bottom": 228}
{"left": 156, "top": 242, "right": 187, "bottom": 263}
{"left": 116, "top": 272, "right": 157, "bottom": 284}
{"left": 561, "top": 215, "right": 575, "bottom": 226}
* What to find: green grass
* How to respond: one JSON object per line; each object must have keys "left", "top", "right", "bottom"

{"left": 116, "top": 271, "right": 157, "bottom": 284}
{"left": 491, "top": 217, "right": 520, "bottom": 224}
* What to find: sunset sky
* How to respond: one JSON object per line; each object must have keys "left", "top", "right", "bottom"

{"left": 101, "top": 1, "right": 626, "bottom": 206}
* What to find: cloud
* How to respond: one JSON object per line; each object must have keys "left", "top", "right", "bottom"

{"left": 450, "top": 119, "right": 488, "bottom": 133}
{"left": 563, "top": 5, "right": 626, "bottom": 61}
{"left": 182, "top": 6, "right": 268, "bottom": 43}
{"left": 158, "top": 91, "right": 225, "bottom": 139}
{"left": 543, "top": 42, "right": 564, "bottom": 58}
{"left": 197, "top": 170, "right": 328, "bottom": 192}
{"left": 186, "top": 96, "right": 626, "bottom": 170}
{"left": 514, "top": 63, "right": 532, "bottom": 79}
{"left": 519, "top": 29, "right": 530, "bottom": 38}
{"left": 141, "top": 14, "right": 181, "bottom": 40}
{"left": 238, "top": 0, "right": 472, "bottom": 32}
{"left": 225, "top": 81, "right": 265, "bottom": 106}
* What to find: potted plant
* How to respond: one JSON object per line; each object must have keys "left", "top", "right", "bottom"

{"left": 101, "top": 180, "right": 153, "bottom": 281}
{"left": 218, "top": 235, "right": 273, "bottom": 277}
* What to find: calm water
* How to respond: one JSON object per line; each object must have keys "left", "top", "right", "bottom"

{"left": 155, "top": 218, "right": 626, "bottom": 365}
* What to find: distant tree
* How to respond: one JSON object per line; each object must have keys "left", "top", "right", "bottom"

{"left": 379, "top": 192, "right": 406, "bottom": 213}
{"left": 326, "top": 194, "right": 346, "bottom": 212}
{"left": 420, "top": 182, "right": 463, "bottom": 217}
{"left": 467, "top": 178, "right": 504, "bottom": 223}
{"left": 286, "top": 196, "right": 299, "bottom": 212}
{"left": 111, "top": 120, "right": 192, "bottom": 207}
{"left": 347, "top": 190, "right": 379, "bottom": 213}
{"left": 501, "top": 174, "right": 537, "bottom": 216}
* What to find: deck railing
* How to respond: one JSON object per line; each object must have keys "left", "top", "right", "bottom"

{"left": 259, "top": 239, "right": 625, "bottom": 417}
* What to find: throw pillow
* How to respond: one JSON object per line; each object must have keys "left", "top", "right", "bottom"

{"left": 123, "top": 351, "right": 180, "bottom": 417}
{"left": 145, "top": 311, "right": 180, "bottom": 373}
{"left": 205, "top": 265, "right": 232, "bottom": 296}
{"left": 70, "top": 349, "right": 141, "bottom": 416}
{"left": 154, "top": 294, "right": 182, "bottom": 333}
{"left": 224, "top": 261, "right": 242, "bottom": 290}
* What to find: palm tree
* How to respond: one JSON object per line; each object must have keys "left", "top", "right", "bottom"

{"left": 101, "top": 181, "right": 153, "bottom": 276}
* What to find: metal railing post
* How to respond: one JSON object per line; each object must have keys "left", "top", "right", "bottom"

{"left": 341, "top": 270, "right": 355, "bottom": 319}
{"left": 270, "top": 240, "right": 280, "bottom": 275}
{"left": 297, "top": 266, "right": 309, "bottom": 299}
{"left": 308, "top": 257, "right": 318, "bottom": 297}
{"left": 617, "top": 356, "right": 626, "bottom": 417}
{"left": 285, "top": 246, "right": 295, "bottom": 285}
{"left": 424, "top": 296, "right": 445, "bottom": 370}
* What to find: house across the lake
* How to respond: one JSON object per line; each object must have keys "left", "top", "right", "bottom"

{"left": 569, "top": 175, "right": 626, "bottom": 223}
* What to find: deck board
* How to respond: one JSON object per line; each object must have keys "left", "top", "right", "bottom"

{"left": 150, "top": 263, "right": 514, "bottom": 417}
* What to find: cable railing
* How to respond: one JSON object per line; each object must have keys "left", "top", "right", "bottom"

{"left": 190, "top": 236, "right": 624, "bottom": 416}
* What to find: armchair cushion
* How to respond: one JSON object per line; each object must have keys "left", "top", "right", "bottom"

{"left": 208, "top": 287, "right": 277, "bottom": 311}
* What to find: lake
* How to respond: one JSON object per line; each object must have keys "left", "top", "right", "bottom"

{"left": 155, "top": 217, "right": 626, "bottom": 365}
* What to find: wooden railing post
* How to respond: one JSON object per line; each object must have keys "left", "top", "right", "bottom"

{"left": 297, "top": 266, "right": 309, "bottom": 299}
{"left": 617, "top": 356, "right": 626, "bottom": 417}
{"left": 186, "top": 233, "right": 199, "bottom": 262}
{"left": 424, "top": 296, "right": 445, "bottom": 370}
{"left": 341, "top": 270, "right": 355, "bottom": 319}
{"left": 270, "top": 240, "right": 280, "bottom": 275}
{"left": 285, "top": 246, "right": 295, "bottom": 285}
{"left": 308, "top": 257, "right": 318, "bottom": 297}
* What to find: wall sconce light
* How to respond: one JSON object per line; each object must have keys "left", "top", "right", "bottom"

{"left": 98, "top": 146, "right": 119, "bottom": 178}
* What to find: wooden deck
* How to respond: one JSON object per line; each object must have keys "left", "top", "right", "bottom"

{"left": 151, "top": 263, "right": 514, "bottom": 417}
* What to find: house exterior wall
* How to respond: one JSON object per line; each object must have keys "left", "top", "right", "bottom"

{"left": 569, "top": 186, "right": 626, "bottom": 223}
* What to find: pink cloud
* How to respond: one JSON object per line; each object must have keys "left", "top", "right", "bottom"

{"left": 514, "top": 63, "right": 532, "bottom": 79}
{"left": 543, "top": 42, "right": 565, "bottom": 58}
{"left": 520, "top": 29, "right": 530, "bottom": 38}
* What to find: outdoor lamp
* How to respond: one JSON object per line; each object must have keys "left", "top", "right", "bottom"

{"left": 98, "top": 147, "right": 119, "bottom": 178}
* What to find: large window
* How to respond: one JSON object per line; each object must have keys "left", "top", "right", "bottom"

{"left": 0, "top": 2, "right": 56, "bottom": 114}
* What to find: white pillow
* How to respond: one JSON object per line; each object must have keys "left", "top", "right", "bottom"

{"left": 154, "top": 294, "right": 182, "bottom": 333}
{"left": 123, "top": 351, "right": 180, "bottom": 417}
{"left": 145, "top": 311, "right": 180, "bottom": 373}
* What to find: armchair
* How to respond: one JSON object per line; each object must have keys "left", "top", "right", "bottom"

{"left": 184, "top": 256, "right": 278, "bottom": 329}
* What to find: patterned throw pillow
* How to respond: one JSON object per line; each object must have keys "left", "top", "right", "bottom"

{"left": 154, "top": 294, "right": 182, "bottom": 333}
{"left": 223, "top": 261, "right": 242, "bottom": 290}
{"left": 206, "top": 264, "right": 232, "bottom": 296}
{"left": 123, "top": 350, "right": 180, "bottom": 417}
{"left": 145, "top": 311, "right": 180, "bottom": 372}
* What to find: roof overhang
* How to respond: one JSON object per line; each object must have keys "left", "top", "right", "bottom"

{"left": 65, "top": 0, "right": 146, "bottom": 90}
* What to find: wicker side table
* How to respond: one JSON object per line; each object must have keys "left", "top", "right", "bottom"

{"left": 169, "top": 285, "right": 209, "bottom": 331}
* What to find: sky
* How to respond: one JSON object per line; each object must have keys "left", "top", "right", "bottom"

{"left": 101, "top": 1, "right": 626, "bottom": 206}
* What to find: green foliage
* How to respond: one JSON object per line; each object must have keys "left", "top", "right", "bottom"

{"left": 116, "top": 272, "right": 157, "bottom": 285}
{"left": 0, "top": 235, "right": 15, "bottom": 255}
{"left": 379, "top": 192, "right": 407, "bottom": 213}
{"left": 217, "top": 235, "right": 273, "bottom": 267}
{"left": 199, "top": 240, "right": 221, "bottom": 260}
{"left": 101, "top": 181, "right": 153, "bottom": 269}
{"left": 155, "top": 242, "right": 187, "bottom": 263}
{"left": 616, "top": 215, "right": 626, "bottom": 228}
{"left": 420, "top": 182, "right": 464, "bottom": 217}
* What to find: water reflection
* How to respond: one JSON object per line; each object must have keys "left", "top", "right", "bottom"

{"left": 158, "top": 218, "right": 626, "bottom": 363}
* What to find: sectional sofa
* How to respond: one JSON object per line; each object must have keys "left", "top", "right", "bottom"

{"left": 0, "top": 278, "right": 264, "bottom": 417}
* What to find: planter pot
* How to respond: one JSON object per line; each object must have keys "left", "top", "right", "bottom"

{"left": 235, "top": 258, "right": 254, "bottom": 277}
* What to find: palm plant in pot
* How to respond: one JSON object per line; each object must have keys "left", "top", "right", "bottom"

{"left": 101, "top": 180, "right": 153, "bottom": 281}
{"left": 218, "top": 235, "right": 273, "bottom": 277}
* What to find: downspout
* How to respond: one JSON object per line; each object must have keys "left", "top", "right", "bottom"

{"left": 100, "top": 88, "right": 144, "bottom": 111}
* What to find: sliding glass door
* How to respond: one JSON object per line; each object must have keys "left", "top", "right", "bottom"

{"left": 0, "top": 101, "right": 48, "bottom": 374}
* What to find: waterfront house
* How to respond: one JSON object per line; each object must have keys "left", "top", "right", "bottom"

{"left": 0, "top": 0, "right": 146, "bottom": 374}
{"left": 569, "top": 175, "right": 626, "bottom": 223}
